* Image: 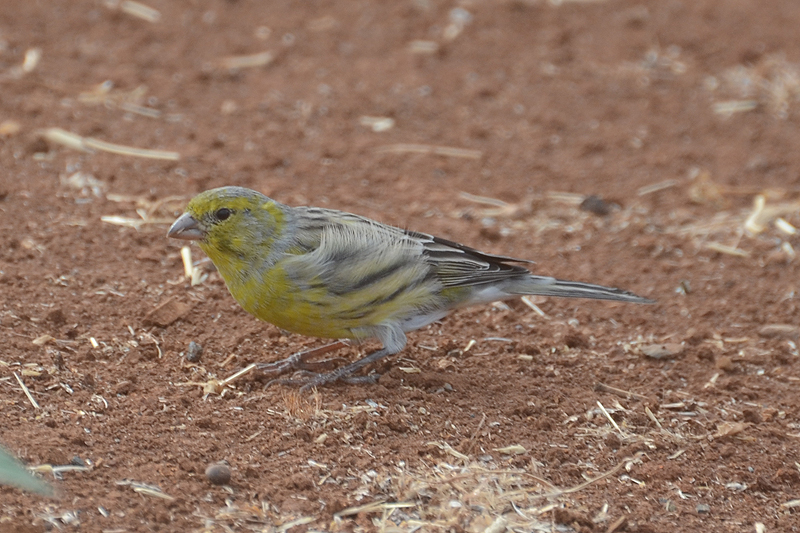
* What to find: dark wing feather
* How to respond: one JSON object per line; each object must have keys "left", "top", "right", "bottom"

{"left": 406, "top": 230, "right": 533, "bottom": 288}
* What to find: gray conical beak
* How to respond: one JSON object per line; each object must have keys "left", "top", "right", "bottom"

{"left": 167, "top": 213, "right": 205, "bottom": 241}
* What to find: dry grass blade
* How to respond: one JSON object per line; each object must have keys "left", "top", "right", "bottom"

{"left": 544, "top": 454, "right": 641, "bottom": 497}
{"left": 606, "top": 515, "right": 627, "bottom": 533}
{"left": 459, "top": 191, "right": 510, "bottom": 208}
{"left": 132, "top": 485, "right": 175, "bottom": 500}
{"left": 118, "top": 102, "right": 162, "bottom": 118}
{"left": 358, "top": 115, "right": 395, "bottom": 132}
{"left": 100, "top": 215, "right": 147, "bottom": 229}
{"left": 464, "top": 413, "right": 486, "bottom": 455}
{"left": 644, "top": 406, "right": 663, "bottom": 429}
{"left": 493, "top": 445, "right": 527, "bottom": 455}
{"left": 775, "top": 217, "right": 797, "bottom": 235}
{"left": 595, "top": 382, "right": 650, "bottom": 402}
{"left": 120, "top": 1, "right": 161, "bottom": 22}
{"left": 744, "top": 195, "right": 800, "bottom": 235}
{"left": 459, "top": 191, "right": 533, "bottom": 217}
{"left": 180, "top": 246, "right": 194, "bottom": 279}
{"left": 41, "top": 128, "right": 92, "bottom": 152}
{"left": 221, "top": 363, "right": 259, "bottom": 387}
{"left": 714, "top": 55, "right": 800, "bottom": 118}
{"left": 100, "top": 215, "right": 175, "bottom": 229}
{"left": 704, "top": 242, "right": 750, "bottom": 257}
{"left": 637, "top": 179, "right": 678, "bottom": 196}
{"left": 597, "top": 401, "right": 626, "bottom": 439}
{"left": 41, "top": 128, "right": 180, "bottom": 160}
{"left": 545, "top": 191, "right": 586, "bottom": 204}
{"left": 82, "top": 137, "right": 179, "bottom": 160}
{"left": 219, "top": 51, "right": 275, "bottom": 70}
{"left": 105, "top": 0, "right": 161, "bottom": 23}
{"left": 427, "top": 441, "right": 469, "bottom": 461}
{"left": 13, "top": 372, "right": 40, "bottom": 409}
{"left": 333, "top": 500, "right": 392, "bottom": 518}
{"left": 712, "top": 100, "right": 759, "bottom": 116}
{"left": 711, "top": 421, "right": 751, "bottom": 440}
{"left": 276, "top": 516, "right": 315, "bottom": 531}
{"left": 520, "top": 296, "right": 547, "bottom": 317}
{"left": 117, "top": 480, "right": 176, "bottom": 501}
{"left": 376, "top": 143, "right": 482, "bottom": 159}
{"left": 409, "top": 40, "right": 439, "bottom": 54}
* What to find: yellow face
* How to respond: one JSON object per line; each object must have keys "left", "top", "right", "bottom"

{"left": 168, "top": 186, "right": 285, "bottom": 272}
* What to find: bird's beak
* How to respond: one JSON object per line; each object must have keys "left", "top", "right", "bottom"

{"left": 167, "top": 213, "right": 205, "bottom": 241}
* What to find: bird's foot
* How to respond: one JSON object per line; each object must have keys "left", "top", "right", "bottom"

{"left": 256, "top": 340, "right": 349, "bottom": 376}
{"left": 263, "top": 346, "right": 392, "bottom": 390}
{"left": 266, "top": 369, "right": 381, "bottom": 391}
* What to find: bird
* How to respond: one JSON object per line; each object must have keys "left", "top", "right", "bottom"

{"left": 168, "top": 186, "right": 652, "bottom": 388}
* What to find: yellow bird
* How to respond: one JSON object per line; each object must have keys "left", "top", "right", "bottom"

{"left": 168, "top": 186, "right": 651, "bottom": 387}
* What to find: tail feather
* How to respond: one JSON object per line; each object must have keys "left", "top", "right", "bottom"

{"left": 521, "top": 277, "right": 653, "bottom": 304}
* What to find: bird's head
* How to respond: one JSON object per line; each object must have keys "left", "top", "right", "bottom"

{"left": 167, "top": 186, "right": 287, "bottom": 266}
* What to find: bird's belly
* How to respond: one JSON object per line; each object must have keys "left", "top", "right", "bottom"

{"left": 233, "top": 281, "right": 354, "bottom": 339}
{"left": 222, "top": 258, "right": 445, "bottom": 341}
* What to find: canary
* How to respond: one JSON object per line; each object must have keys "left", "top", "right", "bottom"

{"left": 168, "top": 186, "right": 652, "bottom": 387}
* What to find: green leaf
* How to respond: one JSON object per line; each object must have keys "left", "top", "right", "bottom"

{"left": 0, "top": 447, "right": 53, "bottom": 496}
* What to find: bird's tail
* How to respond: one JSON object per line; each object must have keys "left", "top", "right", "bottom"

{"left": 517, "top": 276, "right": 653, "bottom": 304}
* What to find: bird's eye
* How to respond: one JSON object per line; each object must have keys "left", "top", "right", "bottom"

{"left": 215, "top": 208, "right": 233, "bottom": 221}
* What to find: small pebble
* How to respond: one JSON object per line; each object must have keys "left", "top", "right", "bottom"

{"left": 186, "top": 341, "right": 203, "bottom": 362}
{"left": 205, "top": 462, "right": 231, "bottom": 485}
{"left": 579, "top": 195, "right": 613, "bottom": 216}
{"left": 641, "top": 343, "right": 683, "bottom": 359}
{"left": 696, "top": 503, "right": 710, "bottom": 514}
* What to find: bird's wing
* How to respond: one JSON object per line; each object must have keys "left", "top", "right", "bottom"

{"left": 291, "top": 207, "right": 534, "bottom": 289}
{"left": 406, "top": 230, "right": 534, "bottom": 288}
{"left": 286, "top": 207, "right": 434, "bottom": 297}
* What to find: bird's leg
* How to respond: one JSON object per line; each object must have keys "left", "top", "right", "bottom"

{"left": 256, "top": 340, "right": 350, "bottom": 376}
{"left": 266, "top": 346, "right": 393, "bottom": 390}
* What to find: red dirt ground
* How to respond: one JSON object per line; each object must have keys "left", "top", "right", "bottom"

{"left": 2, "top": 1, "right": 800, "bottom": 531}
